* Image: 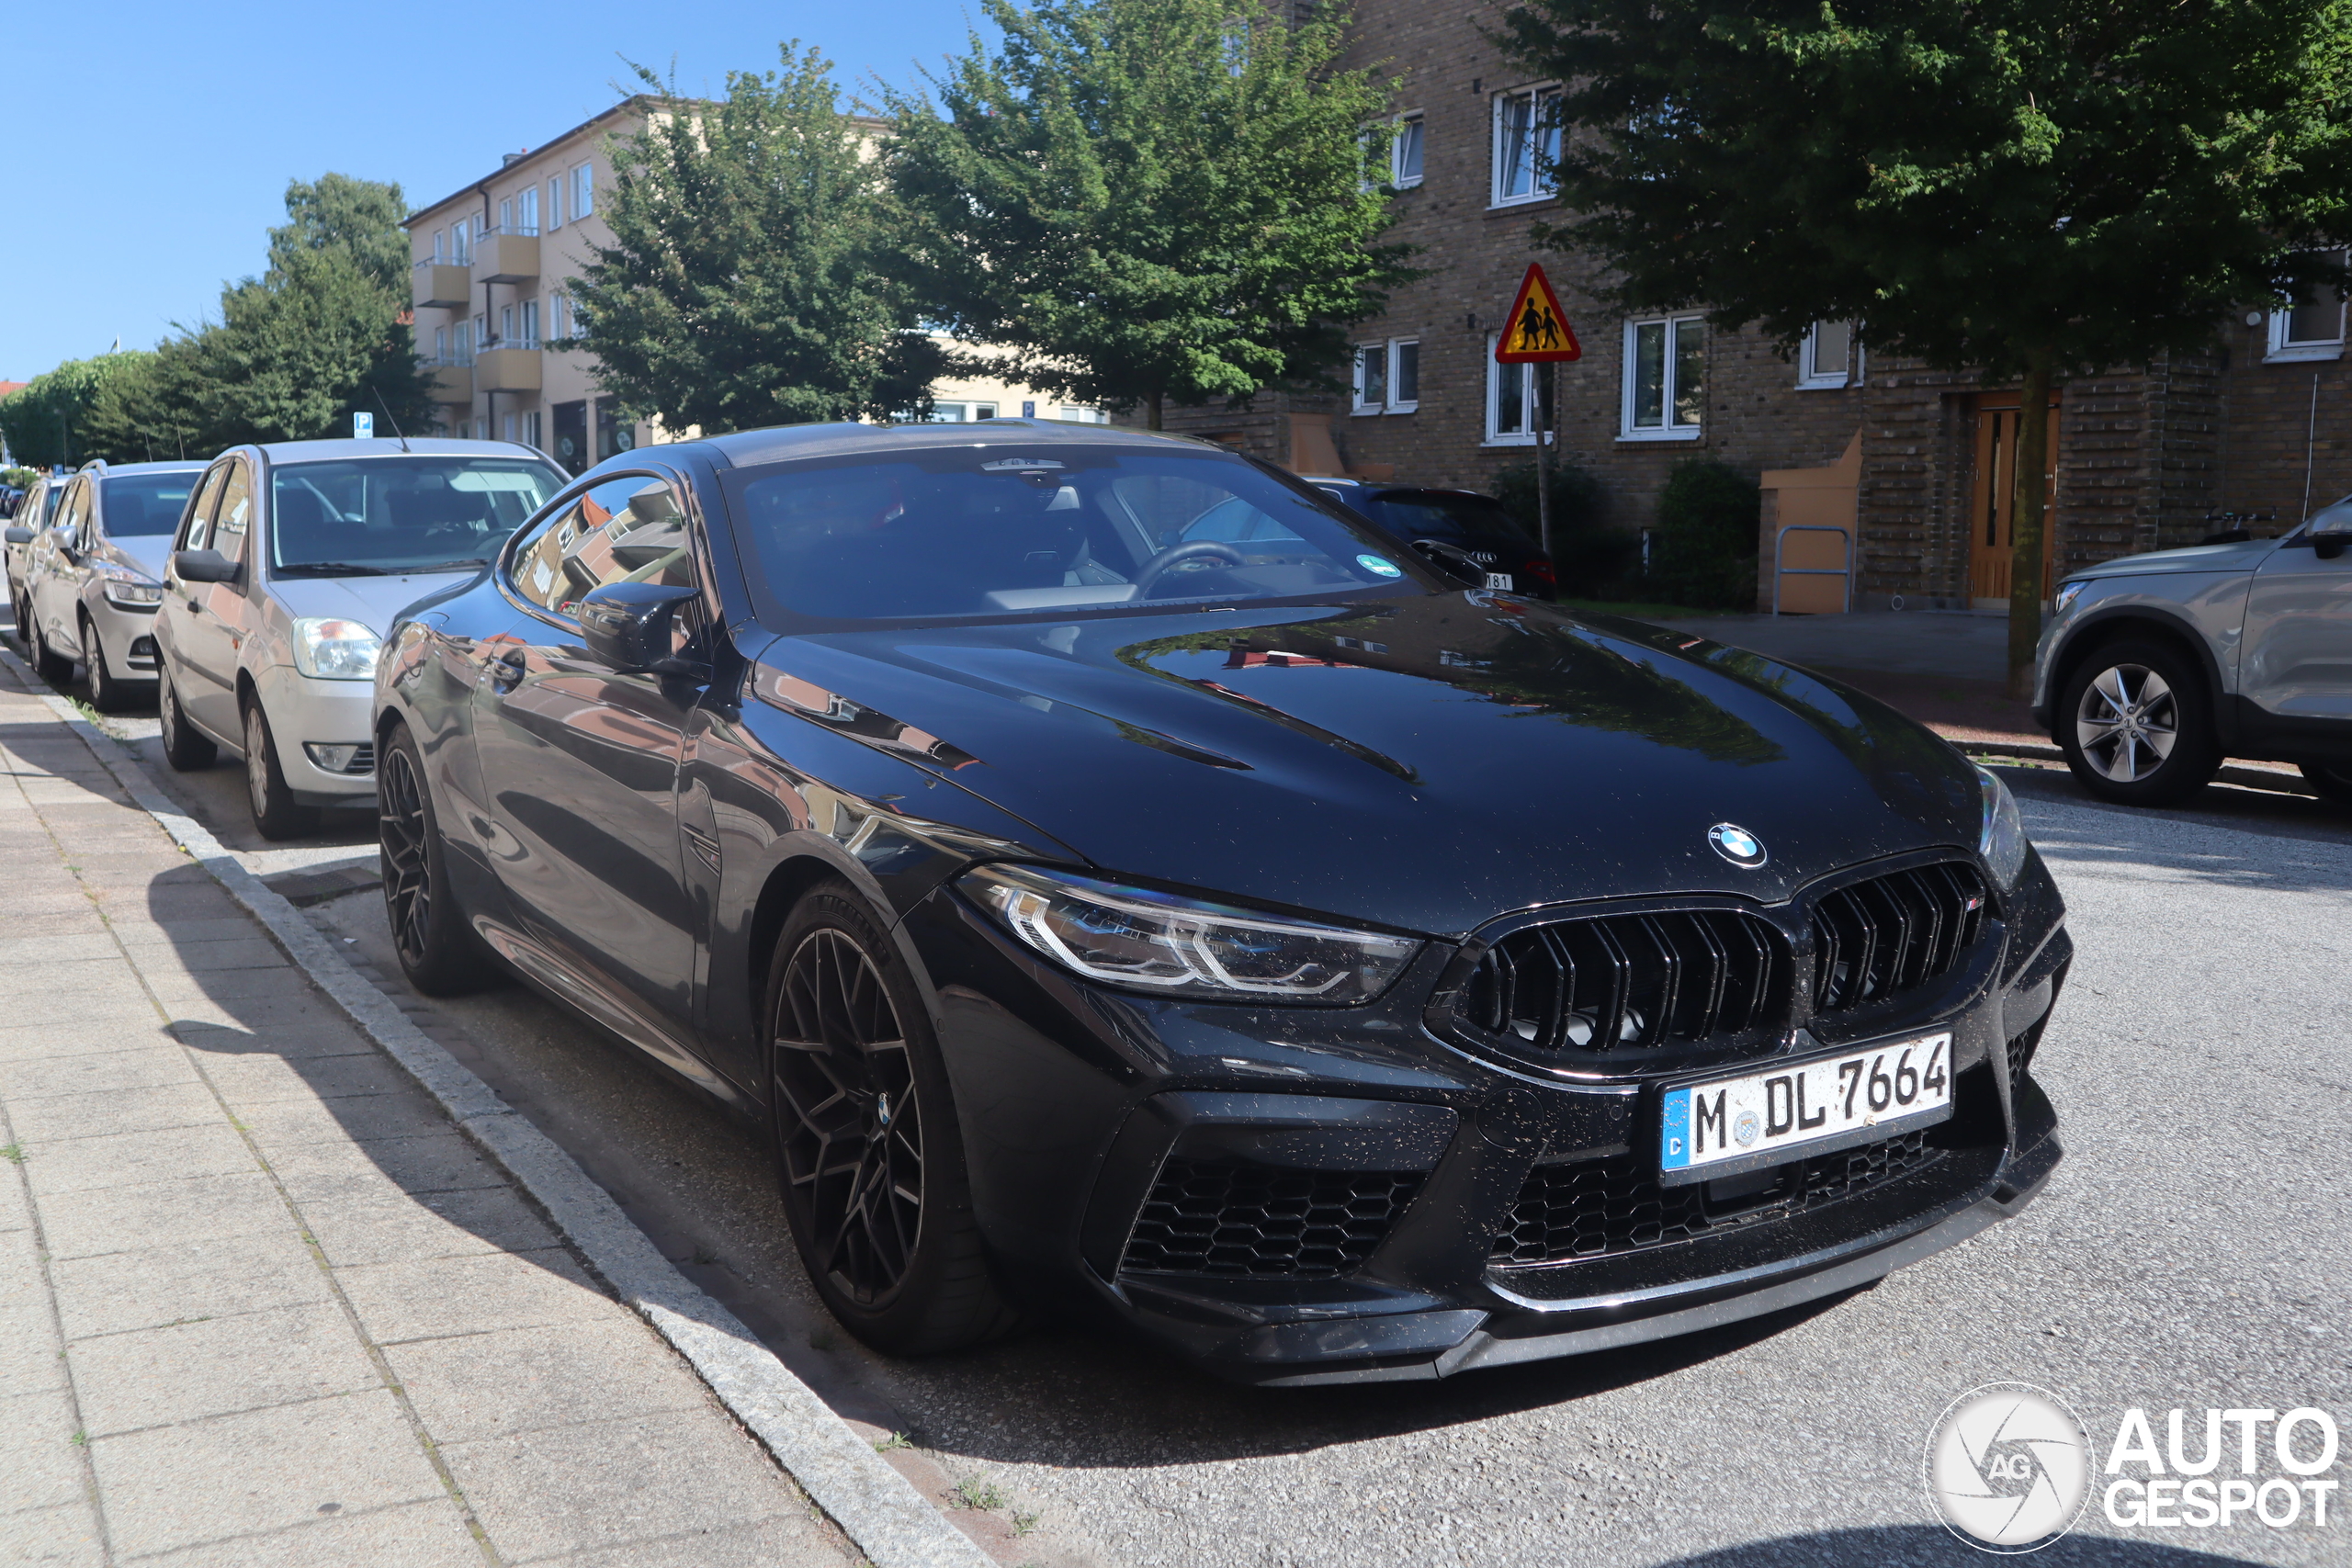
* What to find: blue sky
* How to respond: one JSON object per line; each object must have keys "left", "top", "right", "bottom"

{"left": 0, "top": 1, "right": 986, "bottom": 383}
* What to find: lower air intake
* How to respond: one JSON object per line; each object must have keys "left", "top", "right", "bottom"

{"left": 1120, "top": 1159, "right": 1425, "bottom": 1280}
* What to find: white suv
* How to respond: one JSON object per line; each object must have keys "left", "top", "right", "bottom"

{"left": 155, "top": 437, "right": 563, "bottom": 838}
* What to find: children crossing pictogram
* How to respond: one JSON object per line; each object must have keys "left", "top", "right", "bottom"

{"left": 1494, "top": 264, "right": 1582, "bottom": 363}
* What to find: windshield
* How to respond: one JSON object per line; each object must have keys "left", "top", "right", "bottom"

{"left": 1356, "top": 491, "right": 1535, "bottom": 550}
{"left": 725, "top": 448, "right": 1432, "bottom": 624}
{"left": 99, "top": 473, "right": 199, "bottom": 536}
{"left": 270, "top": 457, "right": 562, "bottom": 575}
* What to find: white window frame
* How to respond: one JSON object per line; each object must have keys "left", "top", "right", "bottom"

{"left": 451, "top": 219, "right": 472, "bottom": 265}
{"left": 1354, "top": 339, "right": 1419, "bottom": 414}
{"left": 430, "top": 228, "right": 447, "bottom": 263}
{"left": 1490, "top": 84, "right": 1561, "bottom": 209}
{"left": 497, "top": 197, "right": 514, "bottom": 232}
{"left": 2268, "top": 252, "right": 2347, "bottom": 362}
{"left": 1484, "top": 336, "right": 1545, "bottom": 446}
{"left": 517, "top": 186, "right": 539, "bottom": 235}
{"left": 1352, "top": 343, "right": 1387, "bottom": 413}
{"left": 572, "top": 164, "right": 596, "bottom": 220}
{"left": 548, "top": 175, "right": 564, "bottom": 229}
{"left": 1389, "top": 113, "right": 1423, "bottom": 188}
{"left": 520, "top": 298, "right": 539, "bottom": 344}
{"left": 1620, "top": 314, "right": 1706, "bottom": 442}
{"left": 1798, "top": 321, "right": 1860, "bottom": 389}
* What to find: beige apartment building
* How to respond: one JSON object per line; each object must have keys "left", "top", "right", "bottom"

{"left": 405, "top": 97, "right": 1080, "bottom": 474}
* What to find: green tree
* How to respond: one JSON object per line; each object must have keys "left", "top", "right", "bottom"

{"left": 1498, "top": 0, "right": 2352, "bottom": 693}
{"left": 0, "top": 354, "right": 154, "bottom": 468}
{"left": 568, "top": 52, "right": 946, "bottom": 434}
{"left": 882, "top": 0, "right": 1415, "bottom": 428}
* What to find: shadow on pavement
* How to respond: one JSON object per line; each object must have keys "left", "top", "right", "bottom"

{"left": 1655, "top": 1524, "right": 2270, "bottom": 1566}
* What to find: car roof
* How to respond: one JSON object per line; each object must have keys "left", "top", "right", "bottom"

{"left": 76, "top": 458, "right": 209, "bottom": 477}
{"left": 693, "top": 418, "right": 1218, "bottom": 472}
{"left": 249, "top": 437, "right": 551, "bottom": 465}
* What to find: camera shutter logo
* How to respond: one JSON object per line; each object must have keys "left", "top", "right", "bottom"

{"left": 1925, "top": 1382, "right": 2092, "bottom": 1553}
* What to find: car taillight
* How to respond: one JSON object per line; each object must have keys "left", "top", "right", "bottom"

{"left": 1527, "top": 558, "right": 1557, "bottom": 589}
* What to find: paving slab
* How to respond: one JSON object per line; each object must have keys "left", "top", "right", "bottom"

{"left": 50, "top": 1234, "right": 334, "bottom": 1342}
{"left": 130, "top": 1498, "right": 485, "bottom": 1568}
{"left": 69, "top": 1302, "right": 382, "bottom": 1438}
{"left": 2, "top": 1082, "right": 226, "bottom": 1144}
{"left": 19, "top": 1122, "right": 259, "bottom": 1197}
{"left": 334, "top": 1246, "right": 620, "bottom": 1345}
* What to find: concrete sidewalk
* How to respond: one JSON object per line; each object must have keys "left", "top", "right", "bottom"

{"left": 0, "top": 666, "right": 856, "bottom": 1566}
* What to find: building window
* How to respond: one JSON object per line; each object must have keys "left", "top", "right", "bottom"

{"left": 498, "top": 305, "right": 514, "bottom": 344}
{"left": 1058, "top": 406, "right": 1108, "bottom": 423}
{"left": 2269, "top": 253, "right": 2346, "bottom": 361}
{"left": 1355, "top": 340, "right": 1419, "bottom": 413}
{"left": 548, "top": 176, "right": 564, "bottom": 229}
{"left": 1799, "top": 321, "right": 1858, "bottom": 389}
{"left": 517, "top": 187, "right": 538, "bottom": 235}
{"left": 572, "top": 164, "right": 595, "bottom": 220}
{"left": 451, "top": 219, "right": 472, "bottom": 265}
{"left": 430, "top": 228, "right": 447, "bottom": 263}
{"left": 453, "top": 321, "right": 473, "bottom": 362}
{"left": 497, "top": 197, "right": 514, "bottom": 232}
{"left": 524, "top": 412, "right": 543, "bottom": 451}
{"left": 1622, "top": 315, "right": 1705, "bottom": 439}
{"left": 1486, "top": 337, "right": 1549, "bottom": 444}
{"left": 1392, "top": 114, "right": 1424, "bottom": 188}
{"left": 520, "top": 299, "right": 539, "bottom": 345}
{"left": 1492, "top": 85, "right": 1561, "bottom": 207}
{"left": 926, "top": 401, "right": 999, "bottom": 423}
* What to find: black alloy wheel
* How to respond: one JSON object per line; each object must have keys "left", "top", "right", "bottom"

{"left": 377, "top": 724, "right": 498, "bottom": 995}
{"left": 766, "top": 883, "right": 1015, "bottom": 1354}
{"left": 80, "top": 616, "right": 131, "bottom": 714}
{"left": 2300, "top": 761, "right": 2352, "bottom": 809}
{"left": 241, "top": 698, "right": 319, "bottom": 840}
{"left": 156, "top": 661, "right": 217, "bottom": 770}
{"left": 2056, "top": 639, "right": 2221, "bottom": 807}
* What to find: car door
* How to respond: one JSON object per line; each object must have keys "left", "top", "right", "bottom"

{"left": 168, "top": 459, "right": 255, "bottom": 739}
{"left": 2238, "top": 525, "right": 2352, "bottom": 728}
{"left": 28, "top": 479, "right": 91, "bottom": 653}
{"left": 471, "top": 469, "right": 708, "bottom": 1032}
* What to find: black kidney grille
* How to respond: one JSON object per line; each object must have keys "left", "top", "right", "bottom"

{"left": 1464, "top": 909, "right": 1784, "bottom": 1055}
{"left": 1120, "top": 1159, "right": 1426, "bottom": 1280}
{"left": 1809, "top": 863, "right": 1989, "bottom": 1016}
{"left": 1490, "top": 1132, "right": 1942, "bottom": 1267}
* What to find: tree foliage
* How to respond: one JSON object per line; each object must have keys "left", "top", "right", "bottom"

{"left": 568, "top": 51, "right": 947, "bottom": 433}
{"left": 0, "top": 354, "right": 154, "bottom": 469}
{"left": 6, "top": 175, "right": 433, "bottom": 468}
{"left": 882, "top": 0, "right": 1415, "bottom": 427}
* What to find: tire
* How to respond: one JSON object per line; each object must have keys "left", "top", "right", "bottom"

{"left": 157, "top": 660, "right": 217, "bottom": 771}
{"left": 378, "top": 723, "right": 500, "bottom": 995}
{"left": 80, "top": 616, "right": 134, "bottom": 714}
{"left": 241, "top": 696, "right": 319, "bottom": 840}
{"left": 2056, "top": 638, "right": 2222, "bottom": 807}
{"left": 2300, "top": 761, "right": 2352, "bottom": 809}
{"left": 29, "top": 614, "right": 73, "bottom": 685}
{"left": 764, "top": 881, "right": 1017, "bottom": 1355}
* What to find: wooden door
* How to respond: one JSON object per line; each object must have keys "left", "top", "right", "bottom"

{"left": 1969, "top": 393, "right": 2060, "bottom": 605}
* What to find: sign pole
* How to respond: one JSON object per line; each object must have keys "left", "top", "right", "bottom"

{"left": 1536, "top": 365, "right": 1554, "bottom": 559}
{"left": 1493, "top": 262, "right": 1581, "bottom": 569}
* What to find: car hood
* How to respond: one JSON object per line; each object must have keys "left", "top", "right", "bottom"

{"left": 266, "top": 570, "right": 484, "bottom": 634}
{"left": 745, "top": 594, "right": 1987, "bottom": 936}
{"left": 2063, "top": 537, "right": 2279, "bottom": 581}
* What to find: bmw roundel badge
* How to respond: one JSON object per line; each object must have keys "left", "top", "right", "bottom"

{"left": 1708, "top": 823, "right": 1767, "bottom": 868}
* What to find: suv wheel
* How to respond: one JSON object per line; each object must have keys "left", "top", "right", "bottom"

{"left": 81, "top": 616, "right": 132, "bottom": 714}
{"left": 157, "top": 661, "right": 217, "bottom": 771}
{"left": 242, "top": 697, "right": 319, "bottom": 840}
{"left": 2057, "top": 638, "right": 2222, "bottom": 806}
{"left": 2299, "top": 761, "right": 2352, "bottom": 809}
{"left": 764, "top": 881, "right": 1019, "bottom": 1355}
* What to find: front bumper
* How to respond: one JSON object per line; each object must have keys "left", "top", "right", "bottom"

{"left": 252, "top": 662, "right": 378, "bottom": 805}
{"left": 905, "top": 849, "right": 2072, "bottom": 1384}
{"left": 84, "top": 594, "right": 164, "bottom": 682}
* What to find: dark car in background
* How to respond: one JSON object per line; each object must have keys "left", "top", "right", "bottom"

{"left": 1308, "top": 477, "right": 1556, "bottom": 598}
{"left": 374, "top": 420, "right": 2067, "bottom": 1383}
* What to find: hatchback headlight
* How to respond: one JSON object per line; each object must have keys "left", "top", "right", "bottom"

{"left": 1976, "top": 765, "right": 2029, "bottom": 889}
{"left": 94, "top": 563, "right": 164, "bottom": 609}
{"left": 961, "top": 863, "right": 1421, "bottom": 1005}
{"left": 290, "top": 617, "right": 384, "bottom": 680}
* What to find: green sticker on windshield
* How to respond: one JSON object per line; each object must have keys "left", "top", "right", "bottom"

{"left": 1356, "top": 554, "right": 1403, "bottom": 578}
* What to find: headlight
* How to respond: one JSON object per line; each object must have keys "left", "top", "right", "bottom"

{"left": 290, "top": 617, "right": 384, "bottom": 680}
{"left": 1975, "top": 765, "right": 2029, "bottom": 889}
{"left": 961, "top": 863, "right": 1421, "bottom": 1004}
{"left": 94, "top": 563, "right": 164, "bottom": 609}
{"left": 2052, "top": 580, "right": 2088, "bottom": 617}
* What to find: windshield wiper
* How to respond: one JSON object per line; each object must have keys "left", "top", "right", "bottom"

{"left": 273, "top": 561, "right": 393, "bottom": 576}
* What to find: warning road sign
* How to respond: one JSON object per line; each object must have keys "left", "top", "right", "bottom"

{"left": 1494, "top": 264, "right": 1581, "bottom": 364}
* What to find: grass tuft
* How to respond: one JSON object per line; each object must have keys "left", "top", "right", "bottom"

{"left": 953, "top": 1476, "right": 1009, "bottom": 1512}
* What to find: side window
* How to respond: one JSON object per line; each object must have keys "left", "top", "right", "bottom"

{"left": 511, "top": 474, "right": 695, "bottom": 620}
{"left": 180, "top": 467, "right": 229, "bottom": 551}
{"left": 52, "top": 480, "right": 91, "bottom": 547}
{"left": 211, "top": 463, "right": 253, "bottom": 566}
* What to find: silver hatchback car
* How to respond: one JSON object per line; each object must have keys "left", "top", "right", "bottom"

{"left": 154, "top": 438, "right": 564, "bottom": 838}
{"left": 19, "top": 460, "right": 206, "bottom": 709}
{"left": 2033, "top": 502, "right": 2352, "bottom": 807}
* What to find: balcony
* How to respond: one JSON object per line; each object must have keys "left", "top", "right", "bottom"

{"left": 422, "top": 355, "right": 471, "bottom": 403}
{"left": 472, "top": 228, "right": 539, "bottom": 285}
{"left": 473, "top": 340, "right": 542, "bottom": 392}
{"left": 413, "top": 262, "right": 469, "bottom": 310}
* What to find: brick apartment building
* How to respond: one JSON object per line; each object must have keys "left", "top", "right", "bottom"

{"left": 1145, "top": 0, "right": 2352, "bottom": 614}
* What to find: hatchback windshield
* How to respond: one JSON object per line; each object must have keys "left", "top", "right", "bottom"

{"left": 99, "top": 474, "right": 199, "bottom": 536}
{"left": 728, "top": 448, "right": 1428, "bottom": 622}
{"left": 1355, "top": 491, "right": 1534, "bottom": 550}
{"left": 271, "top": 457, "right": 561, "bottom": 575}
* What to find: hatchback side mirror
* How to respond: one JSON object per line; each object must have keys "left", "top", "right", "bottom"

{"left": 3, "top": 527, "right": 30, "bottom": 547}
{"left": 172, "top": 548, "right": 238, "bottom": 583}
{"left": 578, "top": 581, "right": 703, "bottom": 676}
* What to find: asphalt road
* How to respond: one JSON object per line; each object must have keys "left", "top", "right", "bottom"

{"left": 18, "top": 641, "right": 2350, "bottom": 1567}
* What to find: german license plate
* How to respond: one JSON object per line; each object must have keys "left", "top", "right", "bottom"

{"left": 1658, "top": 1032, "right": 1953, "bottom": 1184}
{"left": 1484, "top": 572, "right": 1513, "bottom": 591}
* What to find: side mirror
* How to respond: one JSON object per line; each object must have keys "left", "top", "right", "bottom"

{"left": 3, "top": 527, "right": 31, "bottom": 547}
{"left": 172, "top": 548, "right": 238, "bottom": 584}
{"left": 578, "top": 581, "right": 703, "bottom": 675}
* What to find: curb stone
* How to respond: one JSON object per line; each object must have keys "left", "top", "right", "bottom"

{"left": 0, "top": 649, "right": 994, "bottom": 1568}
{"left": 1953, "top": 736, "right": 2318, "bottom": 797}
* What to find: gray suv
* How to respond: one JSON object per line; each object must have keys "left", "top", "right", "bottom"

{"left": 2033, "top": 503, "right": 2352, "bottom": 807}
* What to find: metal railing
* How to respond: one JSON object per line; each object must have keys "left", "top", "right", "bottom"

{"left": 477, "top": 337, "right": 542, "bottom": 354}
{"left": 1771, "top": 524, "right": 1852, "bottom": 615}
